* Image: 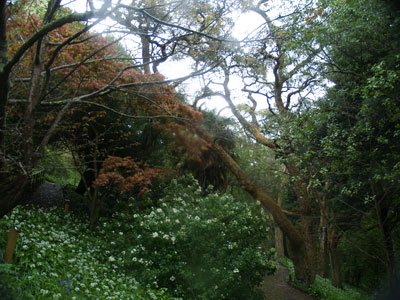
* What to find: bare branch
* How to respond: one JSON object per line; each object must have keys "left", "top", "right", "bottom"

{"left": 13, "top": 56, "right": 133, "bottom": 82}
{"left": 120, "top": 4, "right": 235, "bottom": 43}
{"left": 220, "top": 66, "right": 277, "bottom": 149}
{"left": 44, "top": 99, "right": 190, "bottom": 121}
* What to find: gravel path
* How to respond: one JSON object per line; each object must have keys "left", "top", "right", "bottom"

{"left": 259, "top": 264, "right": 313, "bottom": 300}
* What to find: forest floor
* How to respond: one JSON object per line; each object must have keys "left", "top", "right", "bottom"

{"left": 259, "top": 264, "right": 314, "bottom": 300}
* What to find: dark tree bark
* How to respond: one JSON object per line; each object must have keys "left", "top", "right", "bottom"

{"left": 376, "top": 196, "right": 396, "bottom": 279}
{"left": 274, "top": 195, "right": 285, "bottom": 258}
{"left": 328, "top": 224, "right": 342, "bottom": 288}
{"left": 0, "top": 0, "right": 9, "bottom": 161}
{"left": 0, "top": 175, "right": 29, "bottom": 218}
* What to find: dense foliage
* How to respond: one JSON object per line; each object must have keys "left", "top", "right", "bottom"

{"left": 0, "top": 206, "right": 176, "bottom": 300}
{"left": 309, "top": 276, "right": 366, "bottom": 300}
{"left": 289, "top": 0, "right": 400, "bottom": 290}
{"left": 1, "top": 0, "right": 399, "bottom": 297}
{"left": 97, "top": 176, "right": 276, "bottom": 300}
{"left": 0, "top": 177, "right": 276, "bottom": 300}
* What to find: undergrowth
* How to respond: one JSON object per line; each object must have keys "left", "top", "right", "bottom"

{"left": 0, "top": 206, "right": 180, "bottom": 300}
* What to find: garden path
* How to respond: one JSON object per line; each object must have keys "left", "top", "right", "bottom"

{"left": 259, "top": 264, "right": 314, "bottom": 300}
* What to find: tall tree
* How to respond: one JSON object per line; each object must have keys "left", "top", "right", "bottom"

{"left": 311, "top": 0, "right": 400, "bottom": 288}
{"left": 191, "top": 0, "right": 326, "bottom": 283}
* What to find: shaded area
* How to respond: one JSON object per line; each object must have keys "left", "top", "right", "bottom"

{"left": 260, "top": 264, "right": 313, "bottom": 300}
{"left": 27, "top": 183, "right": 64, "bottom": 208}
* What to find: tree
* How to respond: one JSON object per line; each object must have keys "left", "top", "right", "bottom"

{"left": 0, "top": 0, "right": 111, "bottom": 216}
{"left": 309, "top": 0, "right": 400, "bottom": 289}
{"left": 0, "top": 0, "right": 235, "bottom": 217}
{"left": 232, "top": 125, "right": 290, "bottom": 258}
{"left": 190, "top": 0, "right": 326, "bottom": 283}
{"left": 278, "top": 0, "right": 400, "bottom": 289}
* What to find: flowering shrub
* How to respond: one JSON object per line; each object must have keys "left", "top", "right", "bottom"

{"left": 100, "top": 176, "right": 276, "bottom": 300}
{"left": 0, "top": 206, "right": 180, "bottom": 300}
{"left": 0, "top": 176, "right": 275, "bottom": 300}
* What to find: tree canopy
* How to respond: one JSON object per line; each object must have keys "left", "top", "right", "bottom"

{"left": 1, "top": 0, "right": 399, "bottom": 293}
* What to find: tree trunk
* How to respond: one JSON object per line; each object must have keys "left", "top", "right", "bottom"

{"left": 89, "top": 189, "right": 100, "bottom": 229}
{"left": 318, "top": 195, "right": 330, "bottom": 278}
{"left": 0, "top": 174, "right": 29, "bottom": 218}
{"left": 141, "top": 33, "right": 151, "bottom": 75}
{"left": 288, "top": 241, "right": 313, "bottom": 283}
{"left": 274, "top": 195, "right": 285, "bottom": 258}
{"left": 274, "top": 225, "right": 285, "bottom": 257}
{"left": 298, "top": 194, "right": 317, "bottom": 283}
{"left": 328, "top": 226, "right": 342, "bottom": 288}
{"left": 286, "top": 162, "right": 317, "bottom": 283}
{"left": 0, "top": 0, "right": 9, "bottom": 164}
{"left": 0, "top": 74, "right": 8, "bottom": 161}
{"left": 375, "top": 196, "right": 396, "bottom": 282}
{"left": 22, "top": 34, "right": 49, "bottom": 170}
{"left": 215, "top": 55, "right": 318, "bottom": 283}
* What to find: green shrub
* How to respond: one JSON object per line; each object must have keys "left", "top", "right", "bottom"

{"left": 0, "top": 206, "right": 180, "bottom": 300}
{"left": 310, "top": 275, "right": 370, "bottom": 300}
{"left": 278, "top": 257, "right": 295, "bottom": 282}
{"left": 101, "top": 176, "right": 276, "bottom": 300}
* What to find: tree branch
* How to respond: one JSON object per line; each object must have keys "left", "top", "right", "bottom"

{"left": 3, "top": 11, "right": 97, "bottom": 75}
{"left": 220, "top": 66, "right": 277, "bottom": 149}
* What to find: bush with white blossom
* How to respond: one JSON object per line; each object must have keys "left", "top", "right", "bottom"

{"left": 101, "top": 175, "right": 276, "bottom": 300}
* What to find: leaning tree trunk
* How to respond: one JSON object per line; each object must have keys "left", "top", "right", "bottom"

{"left": 195, "top": 126, "right": 317, "bottom": 284}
